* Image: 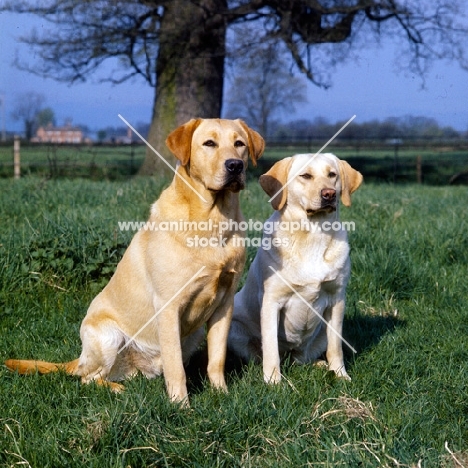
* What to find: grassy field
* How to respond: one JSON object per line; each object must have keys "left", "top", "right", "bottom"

{"left": 0, "top": 144, "right": 145, "bottom": 179}
{"left": 1, "top": 141, "right": 468, "bottom": 184}
{"left": 0, "top": 175, "right": 467, "bottom": 467}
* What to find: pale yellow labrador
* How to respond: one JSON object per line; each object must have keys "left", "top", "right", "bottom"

{"left": 6, "top": 118, "right": 265, "bottom": 405}
{"left": 228, "top": 153, "right": 362, "bottom": 383}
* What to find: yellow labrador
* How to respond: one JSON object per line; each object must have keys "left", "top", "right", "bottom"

{"left": 6, "top": 118, "right": 264, "bottom": 405}
{"left": 228, "top": 153, "right": 362, "bottom": 383}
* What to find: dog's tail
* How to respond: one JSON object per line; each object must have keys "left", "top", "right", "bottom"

{"left": 4, "top": 358, "right": 79, "bottom": 376}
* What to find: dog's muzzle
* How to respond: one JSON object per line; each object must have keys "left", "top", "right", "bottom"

{"left": 319, "top": 188, "right": 337, "bottom": 212}
{"left": 225, "top": 159, "right": 244, "bottom": 176}
{"left": 321, "top": 188, "right": 336, "bottom": 204}
{"left": 306, "top": 188, "right": 337, "bottom": 215}
{"left": 223, "top": 159, "right": 245, "bottom": 192}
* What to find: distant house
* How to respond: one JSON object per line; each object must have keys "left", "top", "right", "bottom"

{"left": 32, "top": 124, "right": 84, "bottom": 144}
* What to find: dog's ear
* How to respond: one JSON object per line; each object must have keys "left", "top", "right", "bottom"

{"left": 338, "top": 159, "right": 363, "bottom": 207}
{"left": 259, "top": 157, "right": 293, "bottom": 210}
{"left": 237, "top": 120, "right": 265, "bottom": 166}
{"left": 165, "top": 119, "right": 202, "bottom": 165}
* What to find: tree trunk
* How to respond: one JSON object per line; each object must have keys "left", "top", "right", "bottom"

{"left": 139, "top": 0, "right": 227, "bottom": 176}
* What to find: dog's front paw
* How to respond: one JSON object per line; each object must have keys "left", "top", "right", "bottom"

{"left": 172, "top": 395, "right": 190, "bottom": 408}
{"left": 334, "top": 367, "right": 351, "bottom": 381}
{"left": 207, "top": 370, "right": 228, "bottom": 392}
{"left": 169, "top": 390, "right": 190, "bottom": 408}
{"left": 166, "top": 381, "right": 190, "bottom": 407}
{"left": 263, "top": 367, "right": 281, "bottom": 384}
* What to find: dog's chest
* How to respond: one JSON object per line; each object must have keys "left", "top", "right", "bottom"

{"left": 276, "top": 258, "right": 347, "bottom": 347}
{"left": 179, "top": 251, "right": 243, "bottom": 334}
{"left": 279, "top": 279, "right": 329, "bottom": 333}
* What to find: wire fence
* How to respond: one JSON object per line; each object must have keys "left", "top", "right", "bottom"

{"left": 0, "top": 142, "right": 144, "bottom": 180}
{"left": 1, "top": 139, "right": 468, "bottom": 185}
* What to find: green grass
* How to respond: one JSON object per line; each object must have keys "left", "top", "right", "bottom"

{"left": 0, "top": 144, "right": 145, "bottom": 179}
{"left": 1, "top": 176, "right": 467, "bottom": 467}
{"left": 1, "top": 141, "right": 468, "bottom": 184}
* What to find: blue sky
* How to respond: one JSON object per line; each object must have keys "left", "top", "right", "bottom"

{"left": 1, "top": 10, "right": 468, "bottom": 134}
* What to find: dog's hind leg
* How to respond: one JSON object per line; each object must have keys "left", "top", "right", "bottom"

{"left": 77, "top": 318, "right": 127, "bottom": 392}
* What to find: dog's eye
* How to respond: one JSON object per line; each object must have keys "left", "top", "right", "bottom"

{"left": 234, "top": 140, "right": 246, "bottom": 148}
{"left": 203, "top": 140, "right": 216, "bottom": 147}
{"left": 300, "top": 173, "right": 312, "bottom": 180}
{"left": 328, "top": 171, "right": 337, "bottom": 178}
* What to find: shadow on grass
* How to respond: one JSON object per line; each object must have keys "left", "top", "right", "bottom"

{"left": 345, "top": 312, "right": 404, "bottom": 350}
{"left": 184, "top": 312, "right": 404, "bottom": 394}
{"left": 343, "top": 312, "right": 405, "bottom": 366}
{"left": 184, "top": 347, "right": 249, "bottom": 396}
{"left": 184, "top": 348, "right": 209, "bottom": 394}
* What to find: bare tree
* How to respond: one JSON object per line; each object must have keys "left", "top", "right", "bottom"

{"left": 3, "top": 1, "right": 468, "bottom": 173}
{"left": 224, "top": 40, "right": 307, "bottom": 137}
{"left": 11, "top": 91, "right": 45, "bottom": 140}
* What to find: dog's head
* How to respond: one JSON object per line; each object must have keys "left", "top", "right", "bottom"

{"left": 259, "top": 153, "right": 363, "bottom": 214}
{"left": 166, "top": 118, "right": 264, "bottom": 193}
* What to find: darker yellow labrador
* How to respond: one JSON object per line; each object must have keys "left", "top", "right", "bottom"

{"left": 6, "top": 118, "right": 264, "bottom": 405}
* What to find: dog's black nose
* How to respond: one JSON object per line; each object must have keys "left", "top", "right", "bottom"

{"left": 321, "top": 188, "right": 336, "bottom": 201}
{"left": 225, "top": 159, "right": 244, "bottom": 175}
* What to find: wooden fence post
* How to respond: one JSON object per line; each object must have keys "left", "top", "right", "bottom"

{"left": 416, "top": 154, "right": 422, "bottom": 184}
{"left": 14, "top": 135, "right": 20, "bottom": 179}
